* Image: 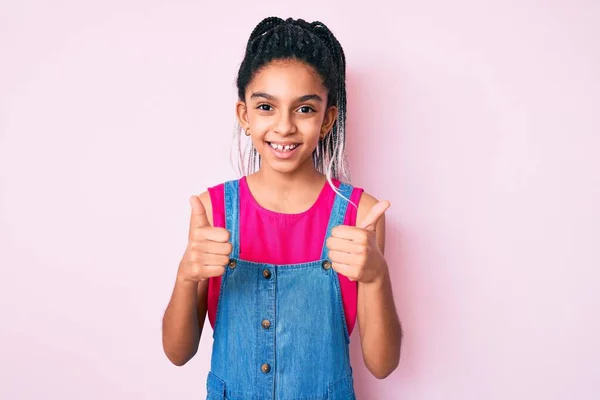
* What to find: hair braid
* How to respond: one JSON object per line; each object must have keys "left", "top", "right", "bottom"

{"left": 306, "top": 22, "right": 348, "bottom": 182}
{"left": 247, "top": 17, "right": 284, "bottom": 44}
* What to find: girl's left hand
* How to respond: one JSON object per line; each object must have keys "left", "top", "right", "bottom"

{"left": 325, "top": 200, "right": 391, "bottom": 284}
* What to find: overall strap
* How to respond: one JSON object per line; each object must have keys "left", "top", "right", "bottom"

{"left": 223, "top": 179, "right": 241, "bottom": 259}
{"left": 320, "top": 182, "right": 354, "bottom": 260}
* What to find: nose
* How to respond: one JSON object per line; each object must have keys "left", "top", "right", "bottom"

{"left": 273, "top": 111, "right": 296, "bottom": 136}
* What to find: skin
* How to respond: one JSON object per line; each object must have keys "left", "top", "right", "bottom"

{"left": 162, "top": 59, "right": 402, "bottom": 379}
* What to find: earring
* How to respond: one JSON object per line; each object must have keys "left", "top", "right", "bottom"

{"left": 245, "top": 128, "right": 251, "bottom": 136}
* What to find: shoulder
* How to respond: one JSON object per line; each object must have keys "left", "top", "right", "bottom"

{"left": 195, "top": 191, "right": 214, "bottom": 226}
{"left": 356, "top": 191, "right": 380, "bottom": 225}
{"left": 195, "top": 179, "right": 237, "bottom": 227}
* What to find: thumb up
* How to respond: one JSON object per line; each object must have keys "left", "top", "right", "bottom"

{"left": 188, "top": 195, "right": 211, "bottom": 239}
{"left": 178, "top": 195, "right": 233, "bottom": 284}
{"left": 325, "top": 199, "right": 390, "bottom": 283}
{"left": 358, "top": 200, "right": 391, "bottom": 231}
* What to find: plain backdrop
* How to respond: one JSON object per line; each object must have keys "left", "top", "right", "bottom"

{"left": 1, "top": 1, "right": 599, "bottom": 399}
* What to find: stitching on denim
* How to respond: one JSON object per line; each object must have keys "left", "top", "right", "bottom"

{"left": 206, "top": 371, "right": 226, "bottom": 398}
{"left": 326, "top": 373, "right": 355, "bottom": 399}
{"left": 320, "top": 183, "right": 353, "bottom": 260}
{"left": 212, "top": 268, "right": 228, "bottom": 339}
{"left": 214, "top": 179, "right": 239, "bottom": 338}
{"left": 331, "top": 271, "right": 351, "bottom": 345}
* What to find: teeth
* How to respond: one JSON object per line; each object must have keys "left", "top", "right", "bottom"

{"left": 269, "top": 142, "right": 298, "bottom": 152}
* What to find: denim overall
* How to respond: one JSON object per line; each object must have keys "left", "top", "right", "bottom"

{"left": 206, "top": 179, "right": 357, "bottom": 400}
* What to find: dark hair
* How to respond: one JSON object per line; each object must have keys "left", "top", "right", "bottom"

{"left": 233, "top": 17, "right": 350, "bottom": 182}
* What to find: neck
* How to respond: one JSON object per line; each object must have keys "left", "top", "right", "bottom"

{"left": 246, "top": 159, "right": 328, "bottom": 213}
{"left": 257, "top": 156, "right": 326, "bottom": 190}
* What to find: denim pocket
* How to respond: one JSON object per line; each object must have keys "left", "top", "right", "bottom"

{"left": 206, "top": 371, "right": 226, "bottom": 400}
{"left": 327, "top": 373, "right": 356, "bottom": 399}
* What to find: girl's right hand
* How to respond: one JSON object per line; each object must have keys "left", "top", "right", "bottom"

{"left": 177, "top": 195, "right": 232, "bottom": 284}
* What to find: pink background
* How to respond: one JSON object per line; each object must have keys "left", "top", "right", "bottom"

{"left": 1, "top": 1, "right": 599, "bottom": 399}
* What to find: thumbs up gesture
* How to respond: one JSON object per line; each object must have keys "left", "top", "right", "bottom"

{"left": 177, "top": 195, "right": 233, "bottom": 284}
{"left": 325, "top": 200, "right": 391, "bottom": 284}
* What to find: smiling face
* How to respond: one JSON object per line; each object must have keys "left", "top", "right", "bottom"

{"left": 236, "top": 59, "right": 338, "bottom": 176}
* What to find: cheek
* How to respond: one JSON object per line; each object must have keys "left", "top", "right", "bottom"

{"left": 247, "top": 115, "right": 271, "bottom": 135}
{"left": 297, "top": 115, "right": 324, "bottom": 134}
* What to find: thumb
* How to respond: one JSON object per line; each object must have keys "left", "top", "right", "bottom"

{"left": 359, "top": 200, "right": 390, "bottom": 231}
{"left": 189, "top": 195, "right": 210, "bottom": 232}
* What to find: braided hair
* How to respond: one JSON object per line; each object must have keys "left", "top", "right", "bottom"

{"left": 233, "top": 17, "right": 350, "bottom": 184}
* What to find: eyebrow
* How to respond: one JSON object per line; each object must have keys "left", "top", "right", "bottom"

{"left": 250, "top": 92, "right": 323, "bottom": 103}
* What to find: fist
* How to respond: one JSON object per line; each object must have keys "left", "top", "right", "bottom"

{"left": 177, "top": 195, "right": 232, "bottom": 283}
{"left": 325, "top": 200, "right": 390, "bottom": 283}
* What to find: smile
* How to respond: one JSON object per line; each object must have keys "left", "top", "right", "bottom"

{"left": 267, "top": 142, "right": 300, "bottom": 152}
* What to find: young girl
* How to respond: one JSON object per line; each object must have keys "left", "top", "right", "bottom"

{"left": 162, "top": 16, "right": 402, "bottom": 399}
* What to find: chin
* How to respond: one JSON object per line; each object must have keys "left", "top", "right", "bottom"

{"left": 258, "top": 150, "right": 313, "bottom": 175}
{"left": 263, "top": 159, "right": 306, "bottom": 175}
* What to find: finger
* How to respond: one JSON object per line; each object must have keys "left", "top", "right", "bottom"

{"left": 191, "top": 241, "right": 233, "bottom": 256}
{"left": 197, "top": 253, "right": 230, "bottom": 267}
{"left": 326, "top": 237, "right": 364, "bottom": 254}
{"left": 328, "top": 250, "right": 362, "bottom": 267}
{"left": 331, "top": 225, "right": 369, "bottom": 243}
{"left": 190, "top": 226, "right": 230, "bottom": 243}
{"left": 189, "top": 195, "right": 211, "bottom": 238}
{"left": 201, "top": 227, "right": 231, "bottom": 243}
{"left": 359, "top": 200, "right": 390, "bottom": 231}
{"left": 201, "top": 265, "right": 226, "bottom": 278}
{"left": 331, "top": 262, "right": 357, "bottom": 281}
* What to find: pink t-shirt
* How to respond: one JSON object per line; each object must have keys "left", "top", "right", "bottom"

{"left": 206, "top": 176, "right": 364, "bottom": 336}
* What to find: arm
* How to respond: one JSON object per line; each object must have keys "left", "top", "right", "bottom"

{"left": 356, "top": 193, "right": 403, "bottom": 379}
{"left": 161, "top": 191, "right": 214, "bottom": 366}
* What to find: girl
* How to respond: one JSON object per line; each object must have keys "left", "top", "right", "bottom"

{"left": 162, "top": 16, "right": 402, "bottom": 399}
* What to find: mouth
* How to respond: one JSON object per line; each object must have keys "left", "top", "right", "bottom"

{"left": 266, "top": 141, "right": 301, "bottom": 159}
{"left": 267, "top": 141, "right": 301, "bottom": 152}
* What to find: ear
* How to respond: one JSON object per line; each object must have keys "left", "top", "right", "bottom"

{"left": 320, "top": 105, "right": 338, "bottom": 139}
{"left": 236, "top": 100, "right": 250, "bottom": 130}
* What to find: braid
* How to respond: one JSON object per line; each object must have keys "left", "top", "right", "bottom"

{"left": 233, "top": 16, "right": 351, "bottom": 184}
{"left": 307, "top": 21, "right": 349, "bottom": 182}
{"left": 247, "top": 17, "right": 284, "bottom": 44}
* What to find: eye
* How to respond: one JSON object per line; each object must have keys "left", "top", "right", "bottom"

{"left": 298, "top": 106, "right": 315, "bottom": 113}
{"left": 257, "top": 104, "right": 272, "bottom": 111}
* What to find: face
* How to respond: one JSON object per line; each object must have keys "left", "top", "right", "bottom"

{"left": 236, "top": 59, "right": 337, "bottom": 176}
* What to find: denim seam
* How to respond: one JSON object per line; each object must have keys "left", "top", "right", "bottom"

{"left": 320, "top": 183, "right": 353, "bottom": 261}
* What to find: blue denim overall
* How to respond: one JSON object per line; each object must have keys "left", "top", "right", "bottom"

{"left": 206, "top": 179, "right": 357, "bottom": 400}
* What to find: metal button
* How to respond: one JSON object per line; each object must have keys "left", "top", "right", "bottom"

{"left": 261, "top": 319, "right": 271, "bottom": 329}
{"left": 228, "top": 260, "right": 237, "bottom": 269}
{"left": 262, "top": 269, "right": 271, "bottom": 279}
{"left": 322, "top": 260, "right": 332, "bottom": 270}
{"left": 261, "top": 363, "right": 271, "bottom": 373}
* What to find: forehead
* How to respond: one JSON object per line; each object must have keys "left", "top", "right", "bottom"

{"left": 247, "top": 59, "right": 327, "bottom": 98}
